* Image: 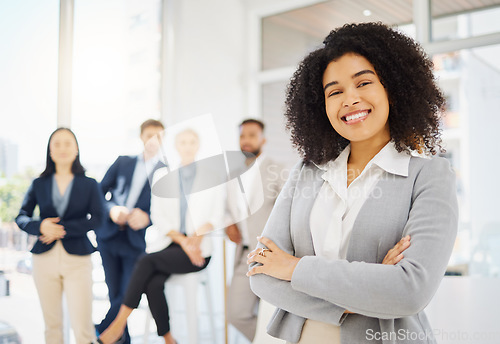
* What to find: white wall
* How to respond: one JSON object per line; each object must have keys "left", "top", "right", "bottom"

{"left": 167, "top": 0, "right": 247, "bottom": 152}
{"left": 165, "top": 1, "right": 248, "bottom": 336}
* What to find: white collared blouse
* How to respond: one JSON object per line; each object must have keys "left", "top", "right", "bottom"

{"left": 310, "top": 141, "right": 411, "bottom": 260}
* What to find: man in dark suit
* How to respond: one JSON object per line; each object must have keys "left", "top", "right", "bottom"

{"left": 95, "top": 119, "right": 165, "bottom": 343}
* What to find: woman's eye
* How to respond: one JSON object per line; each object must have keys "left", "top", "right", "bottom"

{"left": 358, "top": 81, "right": 372, "bottom": 87}
{"left": 328, "top": 91, "right": 341, "bottom": 97}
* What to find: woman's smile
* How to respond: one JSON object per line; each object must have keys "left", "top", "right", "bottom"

{"left": 341, "top": 109, "right": 371, "bottom": 124}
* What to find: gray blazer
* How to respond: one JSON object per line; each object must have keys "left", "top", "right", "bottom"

{"left": 249, "top": 156, "right": 458, "bottom": 344}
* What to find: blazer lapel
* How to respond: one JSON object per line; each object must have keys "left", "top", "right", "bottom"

{"left": 62, "top": 175, "right": 78, "bottom": 218}
{"left": 43, "top": 176, "right": 60, "bottom": 217}
{"left": 346, "top": 168, "right": 411, "bottom": 263}
{"left": 124, "top": 156, "right": 138, "bottom": 188}
{"left": 291, "top": 164, "right": 324, "bottom": 257}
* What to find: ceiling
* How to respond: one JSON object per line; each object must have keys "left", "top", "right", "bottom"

{"left": 264, "top": 0, "right": 500, "bottom": 39}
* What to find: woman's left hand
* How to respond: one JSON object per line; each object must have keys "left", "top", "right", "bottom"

{"left": 246, "top": 236, "right": 300, "bottom": 281}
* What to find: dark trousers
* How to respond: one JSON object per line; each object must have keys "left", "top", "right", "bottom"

{"left": 123, "top": 243, "right": 210, "bottom": 336}
{"left": 97, "top": 233, "right": 144, "bottom": 344}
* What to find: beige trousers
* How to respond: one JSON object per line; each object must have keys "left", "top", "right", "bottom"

{"left": 32, "top": 241, "right": 95, "bottom": 344}
{"left": 287, "top": 319, "right": 341, "bottom": 344}
{"left": 227, "top": 247, "right": 259, "bottom": 341}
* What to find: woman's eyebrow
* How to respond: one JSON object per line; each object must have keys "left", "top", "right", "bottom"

{"left": 353, "top": 69, "right": 375, "bottom": 78}
{"left": 323, "top": 70, "right": 376, "bottom": 92}
{"left": 323, "top": 80, "right": 338, "bottom": 92}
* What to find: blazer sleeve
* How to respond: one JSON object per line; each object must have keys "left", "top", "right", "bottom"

{"left": 100, "top": 156, "right": 121, "bottom": 215}
{"left": 15, "top": 181, "right": 42, "bottom": 236}
{"left": 60, "top": 179, "right": 105, "bottom": 238}
{"left": 249, "top": 161, "right": 348, "bottom": 326}
{"left": 290, "top": 157, "right": 458, "bottom": 319}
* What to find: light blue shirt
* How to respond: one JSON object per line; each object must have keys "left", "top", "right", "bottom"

{"left": 178, "top": 163, "right": 197, "bottom": 234}
{"left": 125, "top": 154, "right": 158, "bottom": 210}
{"left": 51, "top": 174, "right": 74, "bottom": 217}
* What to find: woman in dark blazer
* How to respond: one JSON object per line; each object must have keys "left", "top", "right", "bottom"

{"left": 16, "top": 128, "right": 104, "bottom": 344}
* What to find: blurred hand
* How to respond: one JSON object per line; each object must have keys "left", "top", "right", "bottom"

{"left": 39, "top": 217, "right": 65, "bottom": 244}
{"left": 180, "top": 235, "right": 205, "bottom": 267}
{"left": 128, "top": 208, "right": 150, "bottom": 230}
{"left": 225, "top": 224, "right": 242, "bottom": 244}
{"left": 196, "top": 222, "right": 214, "bottom": 236}
{"left": 110, "top": 206, "right": 129, "bottom": 225}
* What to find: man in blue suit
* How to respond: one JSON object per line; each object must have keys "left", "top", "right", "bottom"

{"left": 96, "top": 119, "right": 165, "bottom": 343}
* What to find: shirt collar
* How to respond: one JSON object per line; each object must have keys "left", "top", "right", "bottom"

{"left": 256, "top": 152, "right": 266, "bottom": 163}
{"left": 316, "top": 145, "right": 350, "bottom": 201}
{"left": 314, "top": 144, "right": 350, "bottom": 173}
{"left": 315, "top": 140, "right": 410, "bottom": 178}
{"left": 138, "top": 154, "right": 160, "bottom": 179}
{"left": 370, "top": 141, "right": 410, "bottom": 177}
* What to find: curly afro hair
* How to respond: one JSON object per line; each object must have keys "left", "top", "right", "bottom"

{"left": 284, "top": 22, "right": 446, "bottom": 165}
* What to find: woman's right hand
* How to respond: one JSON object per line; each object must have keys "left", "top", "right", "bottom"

{"left": 39, "top": 217, "right": 66, "bottom": 244}
{"left": 180, "top": 236, "right": 205, "bottom": 267}
{"left": 344, "top": 235, "right": 411, "bottom": 314}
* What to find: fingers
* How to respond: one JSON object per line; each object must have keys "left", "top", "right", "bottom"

{"left": 246, "top": 252, "right": 266, "bottom": 265}
{"left": 127, "top": 219, "right": 140, "bottom": 230}
{"left": 382, "top": 235, "right": 411, "bottom": 265}
{"left": 257, "top": 236, "right": 280, "bottom": 252}
{"left": 39, "top": 234, "right": 57, "bottom": 244}
{"left": 188, "top": 253, "right": 205, "bottom": 267}
{"left": 128, "top": 213, "right": 148, "bottom": 230}
{"left": 246, "top": 265, "right": 265, "bottom": 277}
{"left": 130, "top": 208, "right": 146, "bottom": 215}
{"left": 247, "top": 248, "right": 260, "bottom": 258}
{"left": 45, "top": 228, "right": 66, "bottom": 238}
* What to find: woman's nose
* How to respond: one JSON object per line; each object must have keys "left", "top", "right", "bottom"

{"left": 342, "top": 88, "right": 361, "bottom": 107}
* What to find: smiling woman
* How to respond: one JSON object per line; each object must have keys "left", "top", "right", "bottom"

{"left": 322, "top": 53, "right": 390, "bottom": 154}
{"left": 248, "top": 22, "right": 457, "bottom": 344}
{"left": 283, "top": 23, "right": 445, "bottom": 166}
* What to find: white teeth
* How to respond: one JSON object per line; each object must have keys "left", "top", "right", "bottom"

{"left": 345, "top": 111, "right": 368, "bottom": 122}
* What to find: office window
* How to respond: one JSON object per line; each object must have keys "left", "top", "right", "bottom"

{"left": 432, "top": 1, "right": 500, "bottom": 42}
{"left": 72, "top": 0, "right": 162, "bottom": 178}
{"left": 434, "top": 44, "right": 500, "bottom": 276}
{"left": 0, "top": 1, "right": 60, "bottom": 342}
{"left": 0, "top": 0, "right": 59, "bottom": 176}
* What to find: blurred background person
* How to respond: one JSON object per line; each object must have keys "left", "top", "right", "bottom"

{"left": 95, "top": 119, "right": 165, "bottom": 343}
{"left": 98, "top": 128, "right": 223, "bottom": 344}
{"left": 225, "top": 119, "right": 286, "bottom": 342}
{"left": 15, "top": 128, "right": 104, "bottom": 344}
